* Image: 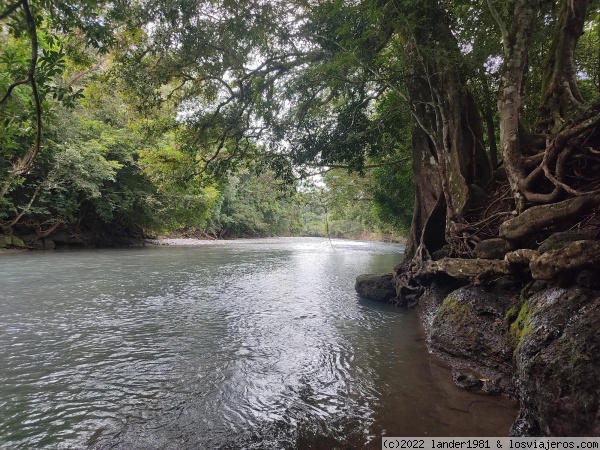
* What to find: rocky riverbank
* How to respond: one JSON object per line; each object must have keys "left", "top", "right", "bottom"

{"left": 356, "top": 233, "right": 600, "bottom": 436}
{"left": 417, "top": 280, "right": 600, "bottom": 436}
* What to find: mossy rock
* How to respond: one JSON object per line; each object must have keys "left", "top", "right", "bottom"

{"left": 42, "top": 238, "right": 56, "bottom": 250}
{"left": 0, "top": 235, "right": 10, "bottom": 248}
{"left": 473, "top": 238, "right": 512, "bottom": 259}
{"left": 10, "top": 236, "right": 26, "bottom": 248}
{"left": 537, "top": 230, "right": 590, "bottom": 253}
{"left": 355, "top": 273, "right": 396, "bottom": 302}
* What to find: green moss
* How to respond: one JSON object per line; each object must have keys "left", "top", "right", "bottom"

{"left": 437, "top": 297, "right": 470, "bottom": 324}
{"left": 509, "top": 301, "right": 533, "bottom": 350}
{"left": 505, "top": 304, "right": 520, "bottom": 322}
{"left": 507, "top": 282, "right": 535, "bottom": 349}
{"left": 11, "top": 236, "right": 25, "bottom": 248}
{"left": 467, "top": 326, "right": 479, "bottom": 350}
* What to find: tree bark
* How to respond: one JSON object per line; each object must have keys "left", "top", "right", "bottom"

{"left": 498, "top": 0, "right": 541, "bottom": 211}
{"left": 536, "top": 0, "right": 589, "bottom": 134}
{"left": 401, "top": 0, "right": 493, "bottom": 259}
{"left": 498, "top": 193, "right": 600, "bottom": 242}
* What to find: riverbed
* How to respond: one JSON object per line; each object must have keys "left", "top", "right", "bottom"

{"left": 0, "top": 237, "right": 516, "bottom": 449}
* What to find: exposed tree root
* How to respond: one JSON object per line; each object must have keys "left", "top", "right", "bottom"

{"left": 530, "top": 240, "right": 600, "bottom": 280}
{"left": 499, "top": 193, "right": 600, "bottom": 242}
{"left": 416, "top": 257, "right": 512, "bottom": 279}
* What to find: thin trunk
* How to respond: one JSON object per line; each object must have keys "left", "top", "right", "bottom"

{"left": 2, "top": 183, "right": 41, "bottom": 231}
{"left": 498, "top": 0, "right": 540, "bottom": 212}
{"left": 481, "top": 73, "right": 499, "bottom": 168}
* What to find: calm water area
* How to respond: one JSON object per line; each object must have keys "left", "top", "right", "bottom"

{"left": 0, "top": 237, "right": 517, "bottom": 449}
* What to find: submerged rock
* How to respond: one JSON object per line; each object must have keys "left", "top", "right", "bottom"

{"left": 354, "top": 273, "right": 396, "bottom": 302}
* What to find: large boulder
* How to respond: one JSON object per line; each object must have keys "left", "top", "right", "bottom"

{"left": 530, "top": 240, "right": 600, "bottom": 280}
{"left": 418, "top": 281, "right": 600, "bottom": 436}
{"left": 428, "top": 285, "right": 516, "bottom": 395}
{"left": 354, "top": 273, "right": 396, "bottom": 302}
{"left": 10, "top": 236, "right": 26, "bottom": 248}
{"left": 511, "top": 286, "right": 600, "bottom": 436}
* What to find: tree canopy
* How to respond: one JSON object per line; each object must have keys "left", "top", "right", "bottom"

{"left": 1, "top": 0, "right": 599, "bottom": 273}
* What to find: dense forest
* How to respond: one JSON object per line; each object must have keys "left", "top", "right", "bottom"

{"left": 3, "top": 0, "right": 597, "bottom": 254}
{"left": 1, "top": 0, "right": 599, "bottom": 273}
{"left": 0, "top": 0, "right": 415, "bottom": 245}
{"left": 2, "top": 0, "right": 600, "bottom": 436}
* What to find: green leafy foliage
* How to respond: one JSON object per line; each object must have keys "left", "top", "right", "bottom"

{"left": 17, "top": 0, "right": 600, "bottom": 244}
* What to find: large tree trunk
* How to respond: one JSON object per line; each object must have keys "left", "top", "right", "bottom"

{"left": 499, "top": 0, "right": 596, "bottom": 210}
{"left": 404, "top": 125, "right": 445, "bottom": 260}
{"left": 401, "top": 1, "right": 493, "bottom": 259}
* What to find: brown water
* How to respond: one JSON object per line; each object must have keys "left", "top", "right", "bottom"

{"left": 0, "top": 238, "right": 516, "bottom": 449}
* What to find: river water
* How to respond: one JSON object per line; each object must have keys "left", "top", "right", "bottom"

{"left": 0, "top": 238, "right": 516, "bottom": 449}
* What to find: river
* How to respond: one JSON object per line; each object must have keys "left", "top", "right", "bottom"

{"left": 0, "top": 237, "right": 516, "bottom": 449}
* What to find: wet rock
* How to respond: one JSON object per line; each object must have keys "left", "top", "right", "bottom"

{"left": 530, "top": 240, "right": 600, "bottom": 280}
{"left": 428, "top": 286, "right": 516, "bottom": 395}
{"left": 452, "top": 369, "right": 483, "bottom": 392}
{"left": 513, "top": 286, "right": 600, "bottom": 436}
{"left": 528, "top": 280, "right": 548, "bottom": 294}
{"left": 509, "top": 410, "right": 542, "bottom": 437}
{"left": 486, "top": 276, "right": 523, "bottom": 292}
{"left": 473, "top": 238, "right": 512, "bottom": 259}
{"left": 354, "top": 273, "right": 396, "bottom": 302}
{"left": 576, "top": 269, "right": 600, "bottom": 289}
{"left": 418, "top": 278, "right": 600, "bottom": 436}
{"left": 416, "top": 279, "right": 460, "bottom": 335}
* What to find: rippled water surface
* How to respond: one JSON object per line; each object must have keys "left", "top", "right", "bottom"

{"left": 0, "top": 238, "right": 516, "bottom": 449}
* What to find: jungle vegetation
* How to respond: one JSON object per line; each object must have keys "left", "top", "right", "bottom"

{"left": 1, "top": 0, "right": 599, "bottom": 284}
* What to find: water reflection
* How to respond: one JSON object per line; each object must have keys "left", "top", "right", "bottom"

{"left": 0, "top": 238, "right": 516, "bottom": 449}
